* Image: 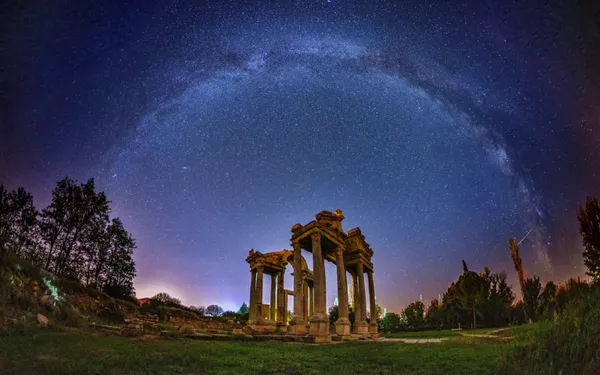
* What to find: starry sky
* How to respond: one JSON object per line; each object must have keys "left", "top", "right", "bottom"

{"left": 2, "top": 1, "right": 600, "bottom": 312}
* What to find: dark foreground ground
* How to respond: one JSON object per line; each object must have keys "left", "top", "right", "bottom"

{"left": 0, "top": 330, "right": 511, "bottom": 375}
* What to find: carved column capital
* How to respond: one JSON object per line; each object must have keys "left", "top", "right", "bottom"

{"left": 311, "top": 232, "right": 321, "bottom": 241}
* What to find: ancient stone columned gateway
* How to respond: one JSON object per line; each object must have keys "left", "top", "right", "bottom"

{"left": 246, "top": 209, "right": 377, "bottom": 342}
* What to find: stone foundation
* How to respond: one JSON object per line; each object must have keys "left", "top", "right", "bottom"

{"left": 352, "top": 320, "right": 369, "bottom": 334}
{"left": 308, "top": 314, "right": 329, "bottom": 337}
{"left": 121, "top": 319, "right": 144, "bottom": 337}
{"left": 335, "top": 318, "right": 351, "bottom": 336}
{"left": 250, "top": 319, "right": 277, "bottom": 333}
{"left": 287, "top": 319, "right": 307, "bottom": 335}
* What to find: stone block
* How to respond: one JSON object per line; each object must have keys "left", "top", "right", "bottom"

{"left": 287, "top": 320, "right": 307, "bottom": 335}
{"left": 313, "top": 335, "right": 332, "bottom": 343}
{"left": 369, "top": 322, "right": 379, "bottom": 337}
{"left": 251, "top": 320, "right": 277, "bottom": 333}
{"left": 352, "top": 320, "right": 369, "bottom": 335}
{"left": 335, "top": 318, "right": 351, "bottom": 336}
{"left": 309, "top": 315, "right": 329, "bottom": 337}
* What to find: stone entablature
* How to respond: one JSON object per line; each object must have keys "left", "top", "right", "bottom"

{"left": 246, "top": 209, "right": 378, "bottom": 341}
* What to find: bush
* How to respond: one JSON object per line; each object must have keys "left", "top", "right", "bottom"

{"left": 500, "top": 284, "right": 600, "bottom": 374}
{"left": 96, "top": 301, "right": 126, "bottom": 324}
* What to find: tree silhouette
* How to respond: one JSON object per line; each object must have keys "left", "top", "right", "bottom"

{"left": 509, "top": 237, "right": 525, "bottom": 293}
{"left": 539, "top": 281, "right": 556, "bottom": 317}
{"left": 456, "top": 266, "right": 489, "bottom": 329}
{"left": 40, "top": 177, "right": 110, "bottom": 274}
{"left": 152, "top": 292, "right": 181, "bottom": 306}
{"left": 484, "top": 271, "right": 514, "bottom": 326}
{"left": 237, "top": 302, "right": 249, "bottom": 314}
{"left": 205, "top": 305, "right": 224, "bottom": 317}
{"left": 0, "top": 185, "right": 38, "bottom": 258}
{"left": 522, "top": 276, "right": 542, "bottom": 322}
{"left": 0, "top": 178, "right": 137, "bottom": 299}
{"left": 425, "top": 299, "right": 444, "bottom": 329}
{"left": 403, "top": 300, "right": 425, "bottom": 329}
{"left": 577, "top": 196, "right": 600, "bottom": 281}
{"left": 381, "top": 312, "right": 401, "bottom": 333}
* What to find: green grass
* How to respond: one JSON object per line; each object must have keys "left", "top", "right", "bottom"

{"left": 383, "top": 329, "right": 463, "bottom": 338}
{"left": 0, "top": 331, "right": 509, "bottom": 375}
{"left": 493, "top": 324, "right": 535, "bottom": 338}
{"left": 460, "top": 328, "right": 495, "bottom": 335}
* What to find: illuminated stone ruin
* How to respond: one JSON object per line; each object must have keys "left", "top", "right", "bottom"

{"left": 245, "top": 209, "right": 377, "bottom": 342}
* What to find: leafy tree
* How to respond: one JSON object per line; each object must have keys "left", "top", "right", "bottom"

{"left": 381, "top": 312, "right": 401, "bottom": 333}
{"left": 328, "top": 304, "right": 339, "bottom": 326}
{"left": 442, "top": 281, "right": 465, "bottom": 329}
{"left": 237, "top": 302, "right": 249, "bottom": 314}
{"left": 425, "top": 299, "right": 444, "bottom": 329}
{"left": 539, "top": 281, "right": 557, "bottom": 317}
{"left": 152, "top": 293, "right": 182, "bottom": 306}
{"left": 0, "top": 186, "right": 38, "bottom": 258}
{"left": 456, "top": 264, "right": 489, "bottom": 329}
{"left": 205, "top": 304, "right": 224, "bottom": 317}
{"left": 577, "top": 197, "right": 600, "bottom": 281}
{"left": 102, "top": 218, "right": 136, "bottom": 297}
{"left": 554, "top": 278, "right": 589, "bottom": 312}
{"left": 565, "top": 277, "right": 590, "bottom": 301}
{"left": 509, "top": 301, "right": 527, "bottom": 325}
{"left": 522, "top": 276, "right": 542, "bottom": 322}
{"left": 485, "top": 272, "right": 515, "bottom": 326}
{"left": 189, "top": 306, "right": 205, "bottom": 316}
{"left": 403, "top": 300, "right": 425, "bottom": 329}
{"left": 0, "top": 178, "right": 137, "bottom": 300}
{"left": 222, "top": 311, "right": 237, "bottom": 318}
{"left": 40, "top": 177, "right": 110, "bottom": 274}
{"left": 509, "top": 237, "right": 525, "bottom": 293}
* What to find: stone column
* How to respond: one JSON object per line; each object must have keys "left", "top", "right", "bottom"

{"left": 283, "top": 293, "right": 288, "bottom": 321}
{"left": 334, "top": 247, "right": 350, "bottom": 335}
{"left": 277, "top": 271, "right": 285, "bottom": 322}
{"left": 367, "top": 270, "right": 378, "bottom": 335}
{"left": 303, "top": 279, "right": 309, "bottom": 322}
{"left": 309, "top": 232, "right": 329, "bottom": 340}
{"left": 288, "top": 241, "right": 306, "bottom": 334}
{"left": 354, "top": 263, "right": 369, "bottom": 334}
{"left": 249, "top": 269, "right": 257, "bottom": 322}
{"left": 352, "top": 272, "right": 360, "bottom": 320}
{"left": 270, "top": 274, "right": 277, "bottom": 321}
{"left": 309, "top": 285, "right": 314, "bottom": 318}
{"left": 256, "top": 266, "right": 264, "bottom": 320}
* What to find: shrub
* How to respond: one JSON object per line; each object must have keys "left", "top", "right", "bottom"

{"left": 96, "top": 301, "right": 126, "bottom": 324}
{"left": 500, "top": 284, "right": 600, "bottom": 374}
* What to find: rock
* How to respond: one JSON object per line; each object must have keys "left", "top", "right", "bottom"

{"left": 40, "top": 295, "right": 53, "bottom": 309}
{"left": 37, "top": 313, "right": 49, "bottom": 327}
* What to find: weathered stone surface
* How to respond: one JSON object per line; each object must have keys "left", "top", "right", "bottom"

{"left": 309, "top": 314, "right": 329, "bottom": 337}
{"left": 335, "top": 318, "right": 351, "bottom": 336}
{"left": 40, "top": 295, "right": 53, "bottom": 309}
{"left": 353, "top": 320, "right": 369, "bottom": 335}
{"left": 246, "top": 209, "right": 378, "bottom": 338}
{"left": 121, "top": 319, "right": 144, "bottom": 337}
{"left": 37, "top": 313, "right": 49, "bottom": 327}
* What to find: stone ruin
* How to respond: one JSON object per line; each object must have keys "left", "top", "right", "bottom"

{"left": 246, "top": 209, "right": 377, "bottom": 342}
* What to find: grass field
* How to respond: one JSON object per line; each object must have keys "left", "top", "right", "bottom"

{"left": 382, "top": 329, "right": 463, "bottom": 338}
{"left": 0, "top": 331, "right": 510, "bottom": 375}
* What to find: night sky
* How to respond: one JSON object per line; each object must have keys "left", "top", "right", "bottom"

{"left": 3, "top": 1, "right": 600, "bottom": 312}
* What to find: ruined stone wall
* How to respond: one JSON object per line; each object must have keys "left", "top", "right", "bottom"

{"left": 169, "top": 316, "right": 247, "bottom": 332}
